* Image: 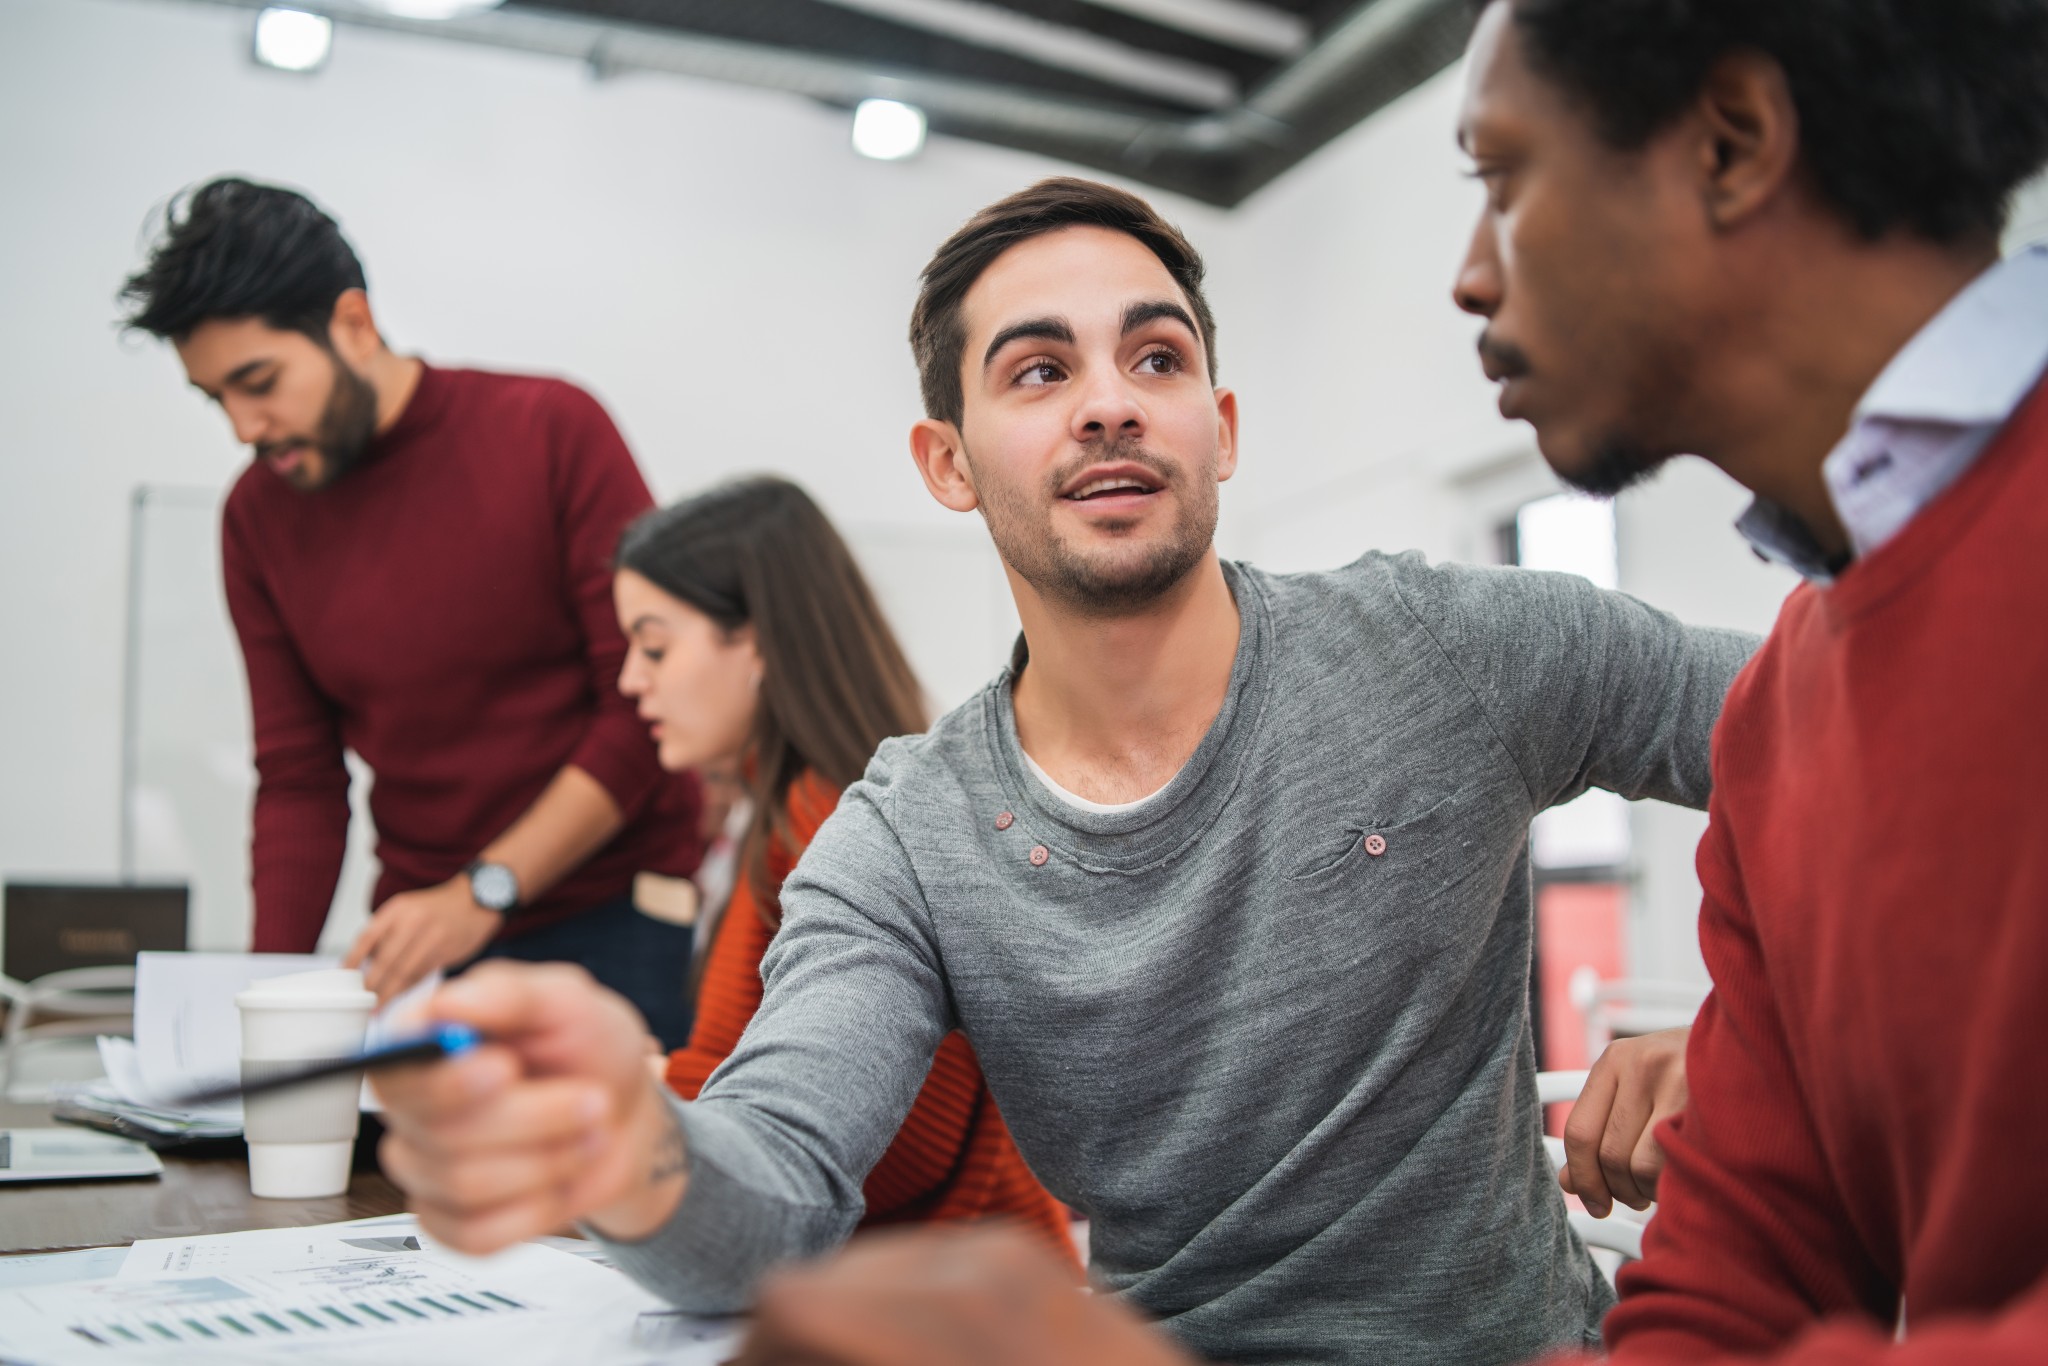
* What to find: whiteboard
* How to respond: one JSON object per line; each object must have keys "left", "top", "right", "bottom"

{"left": 124, "top": 485, "right": 376, "bottom": 953}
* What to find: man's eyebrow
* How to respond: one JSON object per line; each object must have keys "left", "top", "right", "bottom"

{"left": 189, "top": 359, "right": 271, "bottom": 400}
{"left": 1122, "top": 299, "right": 1198, "bottom": 340}
{"left": 982, "top": 316, "right": 1075, "bottom": 370}
{"left": 213, "top": 359, "right": 274, "bottom": 391}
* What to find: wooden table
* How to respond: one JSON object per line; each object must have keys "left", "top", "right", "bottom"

{"left": 0, "top": 1100, "right": 405, "bottom": 1256}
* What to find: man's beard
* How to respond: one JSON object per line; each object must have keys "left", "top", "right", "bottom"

{"left": 263, "top": 351, "right": 379, "bottom": 491}
{"left": 1557, "top": 438, "right": 1666, "bottom": 497}
{"left": 972, "top": 436, "right": 1218, "bottom": 618}
{"left": 1481, "top": 334, "right": 1673, "bottom": 499}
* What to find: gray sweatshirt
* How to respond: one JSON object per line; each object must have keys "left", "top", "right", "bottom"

{"left": 600, "top": 553, "right": 1756, "bottom": 1365}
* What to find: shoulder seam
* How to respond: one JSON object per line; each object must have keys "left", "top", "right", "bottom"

{"left": 1384, "top": 563, "right": 1541, "bottom": 808}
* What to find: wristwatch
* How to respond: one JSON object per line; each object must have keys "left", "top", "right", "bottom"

{"left": 465, "top": 860, "right": 521, "bottom": 915}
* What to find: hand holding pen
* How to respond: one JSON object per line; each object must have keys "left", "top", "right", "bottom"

{"left": 165, "top": 1023, "right": 485, "bottom": 1109}
{"left": 366, "top": 962, "right": 690, "bottom": 1256}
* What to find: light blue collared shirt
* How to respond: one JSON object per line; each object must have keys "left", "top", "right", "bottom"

{"left": 1737, "top": 244, "right": 2048, "bottom": 581}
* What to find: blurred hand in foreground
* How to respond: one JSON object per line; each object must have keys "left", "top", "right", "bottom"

{"left": 371, "top": 961, "right": 685, "bottom": 1253}
{"left": 733, "top": 1225, "right": 1196, "bottom": 1366}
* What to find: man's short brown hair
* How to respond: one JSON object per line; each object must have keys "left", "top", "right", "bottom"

{"left": 909, "top": 177, "right": 1219, "bottom": 427}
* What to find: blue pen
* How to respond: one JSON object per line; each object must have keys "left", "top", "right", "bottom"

{"left": 166, "top": 1023, "right": 482, "bottom": 1108}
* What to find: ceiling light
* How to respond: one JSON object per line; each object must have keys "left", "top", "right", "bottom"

{"left": 852, "top": 99, "right": 927, "bottom": 161}
{"left": 252, "top": 8, "right": 332, "bottom": 72}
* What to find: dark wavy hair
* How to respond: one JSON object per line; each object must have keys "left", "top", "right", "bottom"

{"left": 1496, "top": 0, "right": 2048, "bottom": 243}
{"left": 615, "top": 477, "right": 927, "bottom": 924}
{"left": 120, "top": 177, "right": 366, "bottom": 341}
{"left": 910, "top": 176, "right": 1219, "bottom": 427}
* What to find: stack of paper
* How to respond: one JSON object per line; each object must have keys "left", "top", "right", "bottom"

{"left": 51, "top": 953, "right": 438, "bottom": 1142}
{"left": 56, "top": 1040, "right": 241, "bottom": 1141}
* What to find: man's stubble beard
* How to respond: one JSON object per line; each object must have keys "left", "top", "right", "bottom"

{"left": 285, "top": 349, "right": 379, "bottom": 492}
{"left": 969, "top": 435, "right": 1219, "bottom": 618}
{"left": 1541, "top": 332, "right": 1690, "bottom": 500}
{"left": 1557, "top": 438, "right": 1667, "bottom": 498}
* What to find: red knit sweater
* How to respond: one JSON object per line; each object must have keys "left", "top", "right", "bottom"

{"left": 221, "top": 364, "right": 702, "bottom": 950}
{"left": 667, "top": 773, "right": 1077, "bottom": 1265}
{"left": 1600, "top": 378, "right": 2048, "bottom": 1362}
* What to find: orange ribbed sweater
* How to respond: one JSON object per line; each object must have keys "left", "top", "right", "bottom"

{"left": 665, "top": 772, "right": 1077, "bottom": 1264}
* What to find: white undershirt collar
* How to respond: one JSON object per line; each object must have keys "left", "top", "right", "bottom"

{"left": 1020, "top": 748, "right": 1172, "bottom": 816}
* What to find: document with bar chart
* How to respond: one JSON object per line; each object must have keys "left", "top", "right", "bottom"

{"left": 0, "top": 1216, "right": 740, "bottom": 1363}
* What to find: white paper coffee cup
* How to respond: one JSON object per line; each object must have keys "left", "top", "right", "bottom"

{"left": 235, "top": 968, "right": 376, "bottom": 1199}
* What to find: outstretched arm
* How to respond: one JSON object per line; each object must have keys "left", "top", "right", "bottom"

{"left": 373, "top": 961, "right": 688, "bottom": 1251}
{"left": 597, "top": 784, "right": 957, "bottom": 1311}
{"left": 378, "top": 775, "right": 955, "bottom": 1315}
{"left": 1396, "top": 558, "right": 1757, "bottom": 813}
{"left": 1391, "top": 557, "right": 1756, "bottom": 1214}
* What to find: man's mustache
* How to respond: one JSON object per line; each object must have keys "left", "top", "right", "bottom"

{"left": 1476, "top": 332, "right": 1532, "bottom": 382}
{"left": 1045, "top": 438, "right": 1177, "bottom": 495}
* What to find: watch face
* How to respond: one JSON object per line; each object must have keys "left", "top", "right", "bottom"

{"left": 470, "top": 863, "right": 518, "bottom": 911}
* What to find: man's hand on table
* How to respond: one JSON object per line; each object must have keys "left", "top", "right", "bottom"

{"left": 370, "top": 962, "right": 685, "bottom": 1255}
{"left": 345, "top": 877, "right": 503, "bottom": 1002}
{"left": 1561, "top": 1024, "right": 1691, "bottom": 1218}
{"left": 733, "top": 1226, "right": 1195, "bottom": 1366}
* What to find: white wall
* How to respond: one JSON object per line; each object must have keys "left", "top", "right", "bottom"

{"left": 4, "top": 0, "right": 2044, "bottom": 966}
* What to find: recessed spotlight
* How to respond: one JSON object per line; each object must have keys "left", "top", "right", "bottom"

{"left": 852, "top": 99, "right": 927, "bottom": 162}
{"left": 252, "top": 8, "right": 332, "bottom": 73}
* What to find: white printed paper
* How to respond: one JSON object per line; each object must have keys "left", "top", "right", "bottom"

{"left": 115, "top": 952, "right": 439, "bottom": 1120}
{"left": 0, "top": 1215, "right": 742, "bottom": 1364}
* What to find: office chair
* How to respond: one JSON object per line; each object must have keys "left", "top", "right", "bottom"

{"left": 1568, "top": 967, "right": 1708, "bottom": 1062}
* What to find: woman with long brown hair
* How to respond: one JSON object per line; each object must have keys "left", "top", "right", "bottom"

{"left": 612, "top": 475, "right": 1075, "bottom": 1259}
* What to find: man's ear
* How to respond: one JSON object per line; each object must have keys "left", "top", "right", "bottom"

{"left": 1213, "top": 387, "right": 1240, "bottom": 484}
{"left": 1694, "top": 51, "right": 1800, "bottom": 232}
{"left": 909, "top": 418, "right": 981, "bottom": 513}
{"left": 326, "top": 288, "right": 382, "bottom": 367}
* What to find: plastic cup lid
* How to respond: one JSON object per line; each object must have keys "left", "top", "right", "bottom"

{"left": 235, "top": 967, "right": 376, "bottom": 1010}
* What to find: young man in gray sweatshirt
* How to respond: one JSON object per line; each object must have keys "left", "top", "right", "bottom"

{"left": 373, "top": 179, "right": 1755, "bottom": 1365}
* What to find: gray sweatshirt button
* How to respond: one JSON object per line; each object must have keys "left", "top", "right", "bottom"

{"left": 1364, "top": 834, "right": 1388, "bottom": 856}
{"left": 995, "top": 811, "right": 1015, "bottom": 830}
{"left": 1028, "top": 845, "right": 1050, "bottom": 866}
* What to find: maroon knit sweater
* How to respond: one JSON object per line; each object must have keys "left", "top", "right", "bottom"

{"left": 1596, "top": 377, "right": 2048, "bottom": 1362}
{"left": 221, "top": 363, "right": 701, "bottom": 951}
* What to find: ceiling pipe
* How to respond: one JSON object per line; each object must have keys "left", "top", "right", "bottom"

{"left": 159, "top": 0, "right": 1474, "bottom": 207}
{"left": 804, "top": 0, "right": 1241, "bottom": 110}
{"left": 1071, "top": 0, "right": 1310, "bottom": 61}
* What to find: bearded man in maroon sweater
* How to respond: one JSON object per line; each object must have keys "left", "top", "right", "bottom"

{"left": 119, "top": 178, "right": 704, "bottom": 1047}
{"left": 706, "top": 2, "right": 2048, "bottom": 1364}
